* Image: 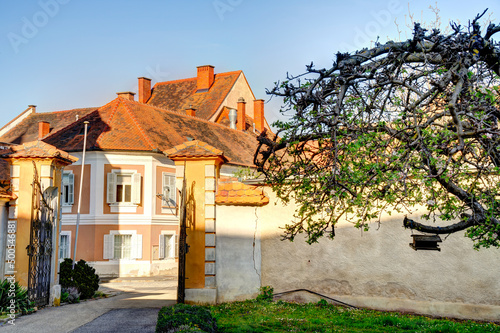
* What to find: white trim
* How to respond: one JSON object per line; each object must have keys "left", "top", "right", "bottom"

{"left": 58, "top": 231, "right": 71, "bottom": 261}
{"left": 60, "top": 215, "right": 179, "bottom": 225}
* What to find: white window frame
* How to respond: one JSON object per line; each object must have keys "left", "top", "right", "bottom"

{"left": 158, "top": 231, "right": 179, "bottom": 260}
{"left": 103, "top": 230, "right": 142, "bottom": 261}
{"left": 61, "top": 171, "right": 74, "bottom": 213}
{"left": 107, "top": 169, "right": 141, "bottom": 213}
{"left": 59, "top": 231, "right": 71, "bottom": 261}
{"left": 161, "top": 172, "right": 176, "bottom": 211}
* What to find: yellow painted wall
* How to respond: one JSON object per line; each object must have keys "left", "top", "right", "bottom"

{"left": 174, "top": 158, "right": 220, "bottom": 289}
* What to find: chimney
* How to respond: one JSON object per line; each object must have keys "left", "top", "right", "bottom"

{"left": 186, "top": 107, "right": 196, "bottom": 117}
{"left": 38, "top": 121, "right": 50, "bottom": 139}
{"left": 28, "top": 105, "right": 37, "bottom": 113}
{"left": 196, "top": 65, "right": 215, "bottom": 92}
{"left": 138, "top": 77, "right": 152, "bottom": 103}
{"left": 253, "top": 99, "right": 265, "bottom": 133}
{"left": 228, "top": 109, "right": 237, "bottom": 129}
{"left": 116, "top": 91, "right": 135, "bottom": 101}
{"left": 237, "top": 97, "right": 246, "bottom": 131}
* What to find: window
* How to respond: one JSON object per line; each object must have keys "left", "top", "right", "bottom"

{"left": 159, "top": 233, "right": 179, "bottom": 259}
{"left": 114, "top": 234, "right": 132, "bottom": 259}
{"left": 107, "top": 170, "right": 141, "bottom": 206}
{"left": 59, "top": 231, "right": 71, "bottom": 260}
{"left": 103, "top": 231, "right": 142, "bottom": 260}
{"left": 162, "top": 173, "right": 176, "bottom": 207}
{"left": 61, "top": 172, "right": 74, "bottom": 206}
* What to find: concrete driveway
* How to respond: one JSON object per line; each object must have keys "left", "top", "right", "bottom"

{"left": 0, "top": 276, "right": 177, "bottom": 333}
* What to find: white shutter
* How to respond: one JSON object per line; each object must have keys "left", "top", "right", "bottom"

{"left": 168, "top": 235, "right": 176, "bottom": 258}
{"left": 169, "top": 175, "right": 176, "bottom": 205}
{"left": 174, "top": 234, "right": 179, "bottom": 258}
{"left": 103, "top": 234, "right": 113, "bottom": 259}
{"left": 162, "top": 173, "right": 169, "bottom": 206}
{"left": 131, "top": 234, "right": 143, "bottom": 259}
{"left": 107, "top": 173, "right": 117, "bottom": 204}
{"left": 68, "top": 173, "right": 74, "bottom": 205}
{"left": 159, "top": 234, "right": 165, "bottom": 259}
{"left": 131, "top": 173, "right": 141, "bottom": 204}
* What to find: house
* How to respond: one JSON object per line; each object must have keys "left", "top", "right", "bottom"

{"left": 0, "top": 65, "right": 269, "bottom": 278}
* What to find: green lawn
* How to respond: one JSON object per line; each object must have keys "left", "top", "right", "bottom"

{"left": 208, "top": 300, "right": 500, "bottom": 333}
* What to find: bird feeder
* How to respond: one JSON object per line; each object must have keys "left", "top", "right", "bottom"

{"left": 409, "top": 234, "right": 442, "bottom": 251}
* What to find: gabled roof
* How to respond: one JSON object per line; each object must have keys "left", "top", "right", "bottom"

{"left": 39, "top": 97, "right": 260, "bottom": 166}
{"left": 147, "top": 71, "right": 242, "bottom": 120}
{"left": 0, "top": 107, "right": 97, "bottom": 144}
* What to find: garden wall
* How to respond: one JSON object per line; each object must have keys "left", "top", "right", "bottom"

{"left": 215, "top": 186, "right": 500, "bottom": 322}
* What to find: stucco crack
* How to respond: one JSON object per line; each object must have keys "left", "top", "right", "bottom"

{"left": 253, "top": 207, "right": 261, "bottom": 280}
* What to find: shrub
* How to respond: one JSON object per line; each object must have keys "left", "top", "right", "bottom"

{"left": 256, "top": 285, "right": 274, "bottom": 302}
{"left": 156, "top": 304, "right": 217, "bottom": 333}
{"left": 59, "top": 258, "right": 99, "bottom": 299}
{"left": 0, "top": 279, "right": 34, "bottom": 314}
{"left": 61, "top": 286, "right": 80, "bottom": 303}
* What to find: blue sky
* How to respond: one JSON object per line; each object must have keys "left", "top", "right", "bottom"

{"left": 1, "top": 0, "right": 499, "bottom": 128}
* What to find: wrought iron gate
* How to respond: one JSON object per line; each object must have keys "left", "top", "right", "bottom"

{"left": 177, "top": 176, "right": 187, "bottom": 303}
{"left": 26, "top": 164, "right": 55, "bottom": 307}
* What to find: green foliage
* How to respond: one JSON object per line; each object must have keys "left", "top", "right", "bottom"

{"left": 256, "top": 14, "right": 500, "bottom": 248}
{"left": 59, "top": 258, "right": 100, "bottom": 299}
{"left": 209, "top": 300, "right": 500, "bottom": 332}
{"left": 61, "top": 286, "right": 80, "bottom": 303}
{"left": 255, "top": 286, "right": 274, "bottom": 302}
{"left": 233, "top": 167, "right": 260, "bottom": 181}
{"left": 0, "top": 279, "right": 34, "bottom": 314}
{"left": 156, "top": 304, "right": 217, "bottom": 333}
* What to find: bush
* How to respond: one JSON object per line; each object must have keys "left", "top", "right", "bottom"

{"left": 156, "top": 304, "right": 217, "bottom": 333}
{"left": 256, "top": 285, "right": 274, "bottom": 302}
{"left": 59, "top": 258, "right": 99, "bottom": 299}
{"left": 61, "top": 286, "right": 80, "bottom": 303}
{"left": 0, "top": 279, "right": 34, "bottom": 314}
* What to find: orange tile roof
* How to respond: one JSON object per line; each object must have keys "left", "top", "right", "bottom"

{"left": 37, "top": 97, "right": 260, "bottom": 166}
{"left": 0, "top": 107, "right": 97, "bottom": 144}
{"left": 215, "top": 181, "right": 269, "bottom": 206}
{"left": 147, "top": 71, "right": 242, "bottom": 120}
{"left": 0, "top": 140, "right": 78, "bottom": 164}
{"left": 165, "top": 140, "right": 228, "bottom": 161}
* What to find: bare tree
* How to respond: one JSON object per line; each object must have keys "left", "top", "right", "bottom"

{"left": 255, "top": 11, "right": 500, "bottom": 249}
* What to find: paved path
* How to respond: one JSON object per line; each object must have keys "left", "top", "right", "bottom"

{"left": 0, "top": 276, "right": 177, "bottom": 333}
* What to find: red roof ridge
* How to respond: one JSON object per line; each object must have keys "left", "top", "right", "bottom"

{"left": 208, "top": 71, "right": 243, "bottom": 122}
{"left": 119, "top": 99, "right": 155, "bottom": 150}
{"left": 95, "top": 98, "right": 121, "bottom": 146}
{"left": 153, "top": 77, "right": 197, "bottom": 87}
{"left": 152, "top": 70, "right": 242, "bottom": 87}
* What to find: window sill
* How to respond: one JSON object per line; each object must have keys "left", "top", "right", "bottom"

{"left": 161, "top": 206, "right": 177, "bottom": 214}
{"left": 109, "top": 203, "right": 138, "bottom": 213}
{"left": 61, "top": 205, "right": 73, "bottom": 213}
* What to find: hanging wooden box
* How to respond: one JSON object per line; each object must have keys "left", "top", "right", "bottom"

{"left": 409, "top": 234, "right": 442, "bottom": 251}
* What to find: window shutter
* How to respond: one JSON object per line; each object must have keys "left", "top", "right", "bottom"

{"left": 169, "top": 175, "right": 176, "bottom": 205}
{"left": 159, "top": 234, "right": 165, "bottom": 259}
{"left": 131, "top": 234, "right": 143, "bottom": 259}
{"left": 68, "top": 173, "right": 74, "bottom": 205}
{"left": 103, "top": 234, "right": 113, "bottom": 259}
{"left": 174, "top": 234, "right": 179, "bottom": 258}
{"left": 107, "top": 173, "right": 117, "bottom": 204}
{"left": 131, "top": 173, "right": 141, "bottom": 204}
{"left": 162, "top": 173, "right": 168, "bottom": 206}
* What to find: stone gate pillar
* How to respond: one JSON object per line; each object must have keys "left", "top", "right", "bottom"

{"left": 165, "top": 140, "right": 227, "bottom": 304}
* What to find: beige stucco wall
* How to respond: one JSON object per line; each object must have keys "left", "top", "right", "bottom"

{"left": 215, "top": 205, "right": 261, "bottom": 302}
{"left": 258, "top": 187, "right": 500, "bottom": 321}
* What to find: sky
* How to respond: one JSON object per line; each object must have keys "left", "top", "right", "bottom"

{"left": 0, "top": 0, "right": 499, "bottom": 129}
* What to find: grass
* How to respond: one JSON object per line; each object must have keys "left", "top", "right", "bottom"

{"left": 208, "top": 300, "right": 500, "bottom": 333}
